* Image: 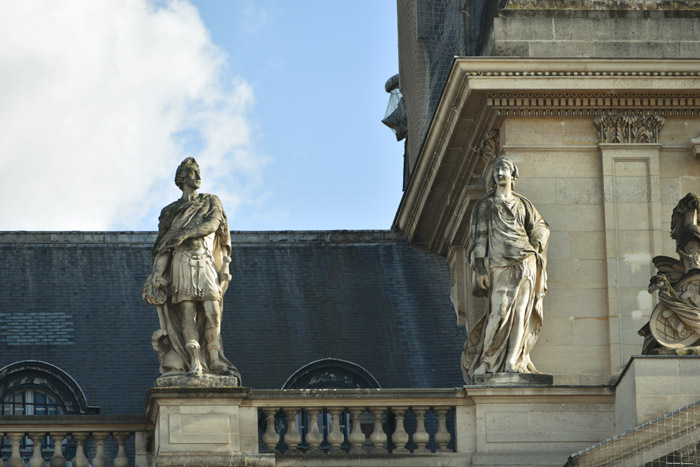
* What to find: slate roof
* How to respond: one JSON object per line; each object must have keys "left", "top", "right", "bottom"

{"left": 0, "top": 231, "right": 465, "bottom": 414}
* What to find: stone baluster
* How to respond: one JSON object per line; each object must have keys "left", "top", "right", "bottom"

{"left": 434, "top": 408, "right": 451, "bottom": 452}
{"left": 71, "top": 432, "right": 90, "bottom": 467}
{"left": 114, "top": 432, "right": 131, "bottom": 467}
{"left": 347, "top": 407, "right": 366, "bottom": 453}
{"left": 326, "top": 408, "right": 344, "bottom": 451}
{"left": 305, "top": 407, "right": 323, "bottom": 452}
{"left": 369, "top": 408, "right": 387, "bottom": 452}
{"left": 28, "top": 433, "right": 45, "bottom": 467}
{"left": 7, "top": 433, "right": 24, "bottom": 467}
{"left": 92, "top": 432, "right": 110, "bottom": 467}
{"left": 390, "top": 407, "right": 409, "bottom": 452}
{"left": 261, "top": 408, "right": 280, "bottom": 452}
{"left": 49, "top": 432, "right": 67, "bottom": 467}
{"left": 412, "top": 407, "right": 430, "bottom": 453}
{"left": 283, "top": 408, "right": 302, "bottom": 451}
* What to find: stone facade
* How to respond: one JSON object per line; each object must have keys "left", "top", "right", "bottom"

{"left": 2, "top": 2, "right": 700, "bottom": 466}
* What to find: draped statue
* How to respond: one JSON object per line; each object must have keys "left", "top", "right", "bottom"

{"left": 462, "top": 156, "right": 549, "bottom": 381}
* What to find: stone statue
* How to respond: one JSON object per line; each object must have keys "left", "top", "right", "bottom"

{"left": 461, "top": 156, "right": 550, "bottom": 382}
{"left": 143, "top": 157, "right": 240, "bottom": 384}
{"left": 639, "top": 193, "right": 700, "bottom": 354}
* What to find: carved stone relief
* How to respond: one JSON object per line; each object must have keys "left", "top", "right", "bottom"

{"left": 640, "top": 193, "right": 700, "bottom": 354}
{"left": 469, "top": 129, "right": 499, "bottom": 185}
{"left": 593, "top": 111, "right": 666, "bottom": 144}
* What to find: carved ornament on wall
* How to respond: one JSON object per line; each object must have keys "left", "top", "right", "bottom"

{"left": 470, "top": 129, "right": 499, "bottom": 185}
{"left": 593, "top": 111, "right": 665, "bottom": 144}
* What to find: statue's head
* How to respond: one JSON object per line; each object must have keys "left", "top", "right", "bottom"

{"left": 174, "top": 157, "right": 201, "bottom": 190}
{"left": 489, "top": 156, "right": 518, "bottom": 191}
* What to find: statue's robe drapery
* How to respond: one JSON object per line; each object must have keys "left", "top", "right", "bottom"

{"left": 151, "top": 193, "right": 238, "bottom": 377}
{"left": 462, "top": 191, "right": 549, "bottom": 379}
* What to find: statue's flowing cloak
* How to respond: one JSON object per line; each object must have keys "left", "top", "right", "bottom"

{"left": 462, "top": 190, "right": 549, "bottom": 380}
{"left": 152, "top": 193, "right": 238, "bottom": 376}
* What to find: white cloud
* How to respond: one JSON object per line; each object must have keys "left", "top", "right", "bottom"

{"left": 0, "top": 0, "right": 266, "bottom": 230}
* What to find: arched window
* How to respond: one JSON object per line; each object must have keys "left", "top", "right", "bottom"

{"left": 282, "top": 358, "right": 381, "bottom": 390}
{"left": 2, "top": 385, "right": 66, "bottom": 415}
{"left": 0, "top": 361, "right": 98, "bottom": 415}
{"left": 277, "top": 358, "right": 380, "bottom": 453}
{"left": 0, "top": 361, "right": 98, "bottom": 460}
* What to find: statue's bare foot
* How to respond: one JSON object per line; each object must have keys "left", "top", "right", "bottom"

{"left": 188, "top": 361, "right": 203, "bottom": 377}
{"left": 185, "top": 341, "right": 204, "bottom": 377}
{"left": 504, "top": 362, "right": 524, "bottom": 373}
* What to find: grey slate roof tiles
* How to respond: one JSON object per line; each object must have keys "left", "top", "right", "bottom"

{"left": 0, "top": 231, "right": 465, "bottom": 414}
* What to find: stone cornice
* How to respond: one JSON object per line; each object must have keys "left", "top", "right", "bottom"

{"left": 504, "top": 0, "right": 700, "bottom": 10}
{"left": 394, "top": 58, "right": 700, "bottom": 254}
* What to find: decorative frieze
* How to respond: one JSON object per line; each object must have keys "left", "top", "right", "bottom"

{"left": 593, "top": 111, "right": 665, "bottom": 144}
{"left": 486, "top": 93, "right": 700, "bottom": 118}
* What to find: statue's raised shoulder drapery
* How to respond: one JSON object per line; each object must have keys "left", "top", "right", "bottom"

{"left": 461, "top": 156, "right": 549, "bottom": 382}
{"left": 143, "top": 157, "right": 240, "bottom": 384}
{"left": 640, "top": 193, "right": 700, "bottom": 353}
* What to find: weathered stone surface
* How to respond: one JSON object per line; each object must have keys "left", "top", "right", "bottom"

{"left": 143, "top": 157, "right": 240, "bottom": 382}
{"left": 462, "top": 156, "right": 549, "bottom": 381}
{"left": 469, "top": 372, "right": 554, "bottom": 386}
{"left": 648, "top": 346, "right": 700, "bottom": 356}
{"left": 154, "top": 453, "right": 274, "bottom": 467}
{"left": 506, "top": 0, "right": 700, "bottom": 10}
{"left": 640, "top": 193, "right": 700, "bottom": 354}
{"left": 155, "top": 374, "right": 240, "bottom": 388}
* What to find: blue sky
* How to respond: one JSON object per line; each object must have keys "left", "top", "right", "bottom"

{"left": 192, "top": 0, "right": 403, "bottom": 230}
{"left": 0, "top": 1, "right": 402, "bottom": 231}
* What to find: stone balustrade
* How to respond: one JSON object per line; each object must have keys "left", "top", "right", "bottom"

{"left": 0, "top": 389, "right": 471, "bottom": 466}
{"left": 249, "top": 388, "right": 466, "bottom": 456}
{"left": 0, "top": 416, "right": 149, "bottom": 467}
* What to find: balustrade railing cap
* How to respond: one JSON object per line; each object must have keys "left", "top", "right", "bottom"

{"left": 0, "top": 414, "right": 148, "bottom": 432}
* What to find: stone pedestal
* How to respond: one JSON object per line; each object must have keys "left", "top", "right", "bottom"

{"left": 146, "top": 387, "right": 274, "bottom": 467}
{"left": 155, "top": 374, "right": 240, "bottom": 388}
{"left": 469, "top": 373, "right": 553, "bottom": 387}
{"left": 615, "top": 355, "right": 700, "bottom": 433}
{"left": 467, "top": 385, "right": 614, "bottom": 467}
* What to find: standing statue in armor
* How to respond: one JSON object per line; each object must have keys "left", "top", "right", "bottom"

{"left": 143, "top": 157, "right": 240, "bottom": 383}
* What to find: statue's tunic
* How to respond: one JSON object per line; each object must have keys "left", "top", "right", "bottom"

{"left": 171, "top": 233, "right": 221, "bottom": 303}
{"left": 463, "top": 192, "right": 549, "bottom": 378}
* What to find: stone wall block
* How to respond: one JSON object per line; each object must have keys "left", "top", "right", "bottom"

{"left": 495, "top": 16, "right": 554, "bottom": 41}
{"left": 572, "top": 317, "right": 610, "bottom": 347}
{"left": 547, "top": 259, "right": 608, "bottom": 289}
{"left": 556, "top": 177, "right": 603, "bottom": 204}
{"left": 553, "top": 17, "right": 641, "bottom": 42}
{"left": 531, "top": 344, "right": 609, "bottom": 375}
{"left": 570, "top": 231, "right": 606, "bottom": 260}
{"left": 514, "top": 177, "right": 557, "bottom": 205}
{"left": 537, "top": 316, "right": 573, "bottom": 346}
{"left": 528, "top": 40, "right": 596, "bottom": 57}
{"left": 680, "top": 41, "right": 700, "bottom": 59}
{"left": 660, "top": 177, "right": 682, "bottom": 203}
{"left": 537, "top": 204, "right": 604, "bottom": 232}
{"left": 546, "top": 231, "right": 572, "bottom": 260}
{"left": 503, "top": 119, "right": 599, "bottom": 149}
{"left": 493, "top": 40, "right": 530, "bottom": 56}
{"left": 680, "top": 176, "right": 700, "bottom": 196}
{"left": 544, "top": 288, "right": 608, "bottom": 318}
